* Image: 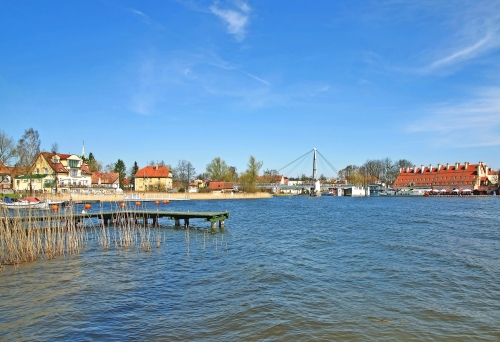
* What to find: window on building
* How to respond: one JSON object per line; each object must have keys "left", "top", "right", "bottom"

{"left": 44, "top": 168, "right": 48, "bottom": 174}
{"left": 70, "top": 169, "right": 78, "bottom": 177}
{"left": 69, "top": 160, "right": 79, "bottom": 168}
{"left": 36, "top": 168, "right": 39, "bottom": 174}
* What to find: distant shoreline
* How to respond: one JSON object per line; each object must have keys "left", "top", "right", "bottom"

{"left": 36, "top": 192, "right": 273, "bottom": 202}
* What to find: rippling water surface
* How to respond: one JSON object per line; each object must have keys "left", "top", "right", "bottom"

{"left": 1, "top": 196, "right": 500, "bottom": 341}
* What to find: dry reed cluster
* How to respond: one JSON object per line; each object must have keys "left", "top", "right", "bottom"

{"left": 0, "top": 205, "right": 87, "bottom": 266}
{"left": 0, "top": 204, "right": 165, "bottom": 267}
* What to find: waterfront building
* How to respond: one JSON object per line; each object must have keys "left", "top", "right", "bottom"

{"left": 91, "top": 172, "right": 119, "bottom": 189}
{"left": 0, "top": 161, "right": 15, "bottom": 191}
{"left": 392, "top": 161, "right": 498, "bottom": 193}
{"left": 134, "top": 165, "right": 172, "bottom": 191}
{"left": 208, "top": 181, "right": 235, "bottom": 192}
{"left": 14, "top": 152, "right": 92, "bottom": 193}
{"left": 257, "top": 175, "right": 288, "bottom": 185}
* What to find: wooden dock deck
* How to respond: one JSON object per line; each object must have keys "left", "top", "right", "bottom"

{"left": 2, "top": 210, "right": 230, "bottom": 229}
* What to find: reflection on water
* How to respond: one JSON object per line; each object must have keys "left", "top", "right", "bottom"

{"left": 1, "top": 197, "right": 500, "bottom": 341}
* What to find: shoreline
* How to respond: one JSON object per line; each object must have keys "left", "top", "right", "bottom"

{"left": 35, "top": 192, "right": 273, "bottom": 202}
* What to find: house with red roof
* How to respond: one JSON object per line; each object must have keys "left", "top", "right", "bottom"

{"left": 0, "top": 161, "right": 15, "bottom": 191}
{"left": 208, "top": 181, "right": 234, "bottom": 192}
{"left": 257, "top": 175, "right": 287, "bottom": 185}
{"left": 392, "top": 161, "right": 498, "bottom": 194}
{"left": 14, "top": 152, "right": 93, "bottom": 193}
{"left": 92, "top": 172, "right": 119, "bottom": 188}
{"left": 135, "top": 165, "right": 172, "bottom": 191}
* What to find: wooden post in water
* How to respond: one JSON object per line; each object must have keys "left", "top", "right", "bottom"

{"left": 175, "top": 219, "right": 180, "bottom": 227}
{"left": 184, "top": 218, "right": 189, "bottom": 229}
{"left": 219, "top": 220, "right": 224, "bottom": 229}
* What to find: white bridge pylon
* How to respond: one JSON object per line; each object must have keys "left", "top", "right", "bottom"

{"left": 257, "top": 148, "right": 338, "bottom": 196}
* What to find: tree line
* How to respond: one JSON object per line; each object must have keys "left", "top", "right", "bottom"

{"left": 337, "top": 158, "right": 413, "bottom": 186}
{"left": 8, "top": 129, "right": 490, "bottom": 192}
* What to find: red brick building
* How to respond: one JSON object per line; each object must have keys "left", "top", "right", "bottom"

{"left": 393, "top": 161, "right": 498, "bottom": 193}
{"left": 208, "top": 181, "right": 234, "bottom": 191}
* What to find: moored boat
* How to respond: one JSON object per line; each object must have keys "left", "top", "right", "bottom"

{"left": 1, "top": 197, "right": 48, "bottom": 209}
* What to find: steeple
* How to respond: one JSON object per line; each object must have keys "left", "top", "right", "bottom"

{"left": 81, "top": 141, "right": 85, "bottom": 159}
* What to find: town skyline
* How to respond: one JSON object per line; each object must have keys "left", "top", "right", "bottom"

{"left": 2, "top": 1, "right": 500, "bottom": 173}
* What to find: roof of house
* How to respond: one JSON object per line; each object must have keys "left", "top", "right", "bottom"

{"left": 40, "top": 152, "right": 69, "bottom": 173}
{"left": 208, "top": 181, "right": 234, "bottom": 189}
{"left": 135, "top": 165, "right": 171, "bottom": 178}
{"left": 91, "top": 172, "right": 119, "bottom": 184}
{"left": 81, "top": 163, "right": 92, "bottom": 175}
{"left": 0, "top": 161, "right": 13, "bottom": 175}
{"left": 393, "top": 162, "right": 493, "bottom": 188}
{"left": 258, "top": 175, "right": 284, "bottom": 183}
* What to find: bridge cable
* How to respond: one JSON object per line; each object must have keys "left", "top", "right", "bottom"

{"left": 278, "top": 149, "right": 313, "bottom": 173}
{"left": 317, "top": 150, "right": 339, "bottom": 175}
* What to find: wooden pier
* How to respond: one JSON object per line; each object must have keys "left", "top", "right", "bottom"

{"left": 2, "top": 210, "right": 230, "bottom": 230}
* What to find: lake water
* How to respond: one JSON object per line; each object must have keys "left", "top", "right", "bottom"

{"left": 1, "top": 196, "right": 500, "bottom": 341}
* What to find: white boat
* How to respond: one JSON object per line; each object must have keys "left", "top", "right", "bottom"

{"left": 1, "top": 197, "right": 48, "bottom": 209}
{"left": 395, "top": 189, "right": 431, "bottom": 196}
{"left": 380, "top": 189, "right": 430, "bottom": 196}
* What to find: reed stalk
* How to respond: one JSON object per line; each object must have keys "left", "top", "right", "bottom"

{"left": 1, "top": 203, "right": 165, "bottom": 266}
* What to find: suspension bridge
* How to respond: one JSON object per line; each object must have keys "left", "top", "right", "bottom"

{"left": 255, "top": 148, "right": 339, "bottom": 196}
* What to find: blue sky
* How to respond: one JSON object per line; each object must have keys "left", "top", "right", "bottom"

{"left": 1, "top": 0, "right": 500, "bottom": 177}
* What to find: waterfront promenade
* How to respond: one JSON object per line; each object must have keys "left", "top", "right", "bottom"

{"left": 34, "top": 191, "right": 272, "bottom": 202}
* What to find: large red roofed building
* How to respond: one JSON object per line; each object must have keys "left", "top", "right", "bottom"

{"left": 393, "top": 161, "right": 498, "bottom": 193}
{"left": 135, "top": 165, "right": 172, "bottom": 191}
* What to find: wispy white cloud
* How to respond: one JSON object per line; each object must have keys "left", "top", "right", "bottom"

{"left": 417, "top": 2, "right": 500, "bottom": 73}
{"left": 407, "top": 87, "right": 500, "bottom": 146}
{"left": 210, "top": 0, "right": 251, "bottom": 41}
{"left": 427, "top": 34, "right": 493, "bottom": 70}
{"left": 127, "top": 8, "right": 163, "bottom": 29}
{"left": 128, "top": 50, "right": 271, "bottom": 115}
{"left": 239, "top": 70, "right": 270, "bottom": 86}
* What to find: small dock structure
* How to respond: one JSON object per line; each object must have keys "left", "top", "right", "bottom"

{"left": 2, "top": 210, "right": 229, "bottom": 230}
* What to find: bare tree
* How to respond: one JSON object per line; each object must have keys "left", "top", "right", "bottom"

{"left": 174, "top": 160, "right": 196, "bottom": 187}
{"left": 186, "top": 162, "right": 196, "bottom": 185}
{"left": 395, "top": 159, "right": 413, "bottom": 169}
{"left": 51, "top": 142, "right": 59, "bottom": 153}
{"left": 105, "top": 162, "right": 115, "bottom": 172}
{"left": 0, "top": 130, "right": 16, "bottom": 165}
{"left": 228, "top": 166, "right": 238, "bottom": 182}
{"left": 363, "top": 159, "right": 384, "bottom": 184}
{"left": 338, "top": 165, "right": 359, "bottom": 181}
{"left": 16, "top": 128, "right": 41, "bottom": 194}
{"left": 261, "top": 168, "right": 279, "bottom": 183}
